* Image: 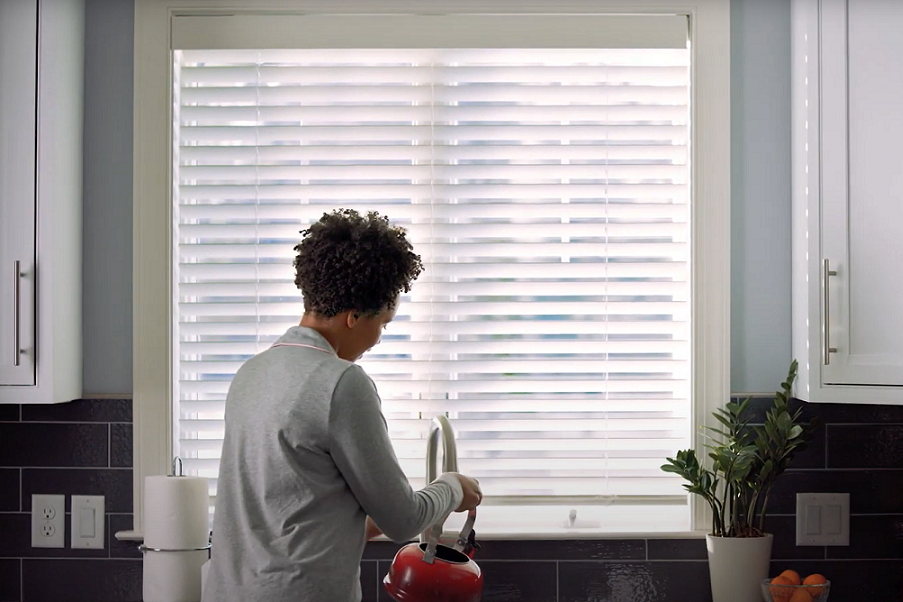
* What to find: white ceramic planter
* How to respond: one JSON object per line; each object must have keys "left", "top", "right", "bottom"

{"left": 706, "top": 533, "right": 773, "bottom": 602}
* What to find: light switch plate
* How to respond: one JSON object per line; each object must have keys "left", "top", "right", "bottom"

{"left": 31, "top": 494, "right": 65, "bottom": 548}
{"left": 70, "top": 495, "right": 104, "bottom": 549}
{"left": 796, "top": 492, "right": 849, "bottom": 546}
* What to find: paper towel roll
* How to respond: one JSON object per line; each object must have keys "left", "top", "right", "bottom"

{"left": 144, "top": 475, "right": 209, "bottom": 550}
{"left": 143, "top": 549, "right": 208, "bottom": 602}
{"left": 200, "top": 559, "right": 210, "bottom": 600}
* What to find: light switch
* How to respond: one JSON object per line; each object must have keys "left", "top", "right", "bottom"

{"left": 71, "top": 496, "right": 104, "bottom": 549}
{"left": 804, "top": 505, "right": 820, "bottom": 535}
{"left": 79, "top": 507, "right": 95, "bottom": 538}
{"left": 795, "top": 493, "right": 849, "bottom": 546}
{"left": 824, "top": 504, "right": 842, "bottom": 534}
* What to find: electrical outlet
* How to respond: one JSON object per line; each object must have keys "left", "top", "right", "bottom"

{"left": 31, "top": 494, "right": 65, "bottom": 548}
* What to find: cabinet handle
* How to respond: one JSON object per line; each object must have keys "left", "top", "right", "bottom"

{"left": 823, "top": 258, "right": 838, "bottom": 365}
{"left": 13, "top": 260, "right": 21, "bottom": 367}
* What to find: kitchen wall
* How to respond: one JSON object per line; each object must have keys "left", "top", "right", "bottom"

{"left": 729, "top": 0, "right": 792, "bottom": 393}
{"left": 81, "top": 0, "right": 133, "bottom": 397}
{"left": 79, "top": 0, "right": 787, "bottom": 398}
{"left": 3, "top": 396, "right": 901, "bottom": 601}
{"left": 2, "top": 0, "right": 901, "bottom": 601}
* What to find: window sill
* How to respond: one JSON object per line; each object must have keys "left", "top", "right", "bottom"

{"left": 398, "top": 502, "right": 699, "bottom": 540}
{"left": 120, "top": 528, "right": 705, "bottom": 545}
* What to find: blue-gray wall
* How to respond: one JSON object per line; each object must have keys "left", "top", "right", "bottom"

{"left": 82, "top": 0, "right": 134, "bottom": 395}
{"left": 730, "top": 0, "right": 792, "bottom": 393}
{"left": 79, "top": 0, "right": 791, "bottom": 396}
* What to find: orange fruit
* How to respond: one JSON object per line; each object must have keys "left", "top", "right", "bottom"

{"left": 779, "top": 569, "right": 802, "bottom": 586}
{"left": 788, "top": 587, "right": 813, "bottom": 602}
{"left": 769, "top": 576, "right": 795, "bottom": 602}
{"left": 803, "top": 573, "right": 828, "bottom": 597}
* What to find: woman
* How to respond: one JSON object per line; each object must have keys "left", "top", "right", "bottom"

{"left": 203, "top": 209, "right": 482, "bottom": 602}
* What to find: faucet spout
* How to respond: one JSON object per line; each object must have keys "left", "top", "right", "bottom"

{"left": 426, "top": 414, "right": 458, "bottom": 481}
{"left": 421, "top": 415, "right": 458, "bottom": 543}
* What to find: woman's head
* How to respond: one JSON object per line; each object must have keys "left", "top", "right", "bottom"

{"left": 293, "top": 209, "right": 423, "bottom": 318}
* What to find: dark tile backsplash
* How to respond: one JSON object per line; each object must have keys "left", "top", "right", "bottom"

{"left": 0, "top": 560, "right": 20, "bottom": 602}
{"left": 558, "top": 560, "right": 712, "bottom": 602}
{"left": 359, "top": 560, "right": 378, "bottom": 602}
{"left": 0, "top": 405, "right": 19, "bottom": 422}
{"left": 646, "top": 538, "right": 707, "bottom": 560}
{"left": 0, "top": 423, "right": 109, "bottom": 467}
{"left": 20, "top": 398, "right": 131, "bottom": 424}
{"left": 827, "top": 424, "right": 903, "bottom": 468}
{"left": 0, "top": 470, "right": 19, "bottom": 512}
{"left": 0, "top": 399, "right": 139, "bottom": 602}
{"left": 455, "top": 560, "right": 558, "bottom": 602}
{"left": 22, "top": 559, "right": 143, "bottom": 602}
{"left": 110, "top": 424, "right": 133, "bottom": 468}
{"left": 21, "top": 468, "right": 132, "bottom": 514}
{"left": 1, "top": 396, "right": 902, "bottom": 602}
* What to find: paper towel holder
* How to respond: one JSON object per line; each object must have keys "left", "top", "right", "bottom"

{"left": 139, "top": 456, "right": 212, "bottom": 554}
{"left": 139, "top": 543, "right": 211, "bottom": 553}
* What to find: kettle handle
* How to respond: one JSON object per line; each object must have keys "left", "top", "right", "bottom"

{"left": 422, "top": 508, "right": 476, "bottom": 564}
{"left": 451, "top": 509, "right": 477, "bottom": 553}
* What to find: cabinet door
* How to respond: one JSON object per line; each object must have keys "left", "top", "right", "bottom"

{"left": 0, "top": 0, "right": 37, "bottom": 386}
{"left": 821, "top": 0, "right": 903, "bottom": 386}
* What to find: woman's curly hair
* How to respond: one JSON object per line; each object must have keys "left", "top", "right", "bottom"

{"left": 293, "top": 209, "right": 423, "bottom": 317}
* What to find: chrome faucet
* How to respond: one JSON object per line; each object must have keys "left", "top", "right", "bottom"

{"left": 426, "top": 414, "right": 458, "bottom": 480}
{"left": 421, "top": 414, "right": 458, "bottom": 544}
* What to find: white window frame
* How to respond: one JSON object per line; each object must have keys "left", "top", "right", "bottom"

{"left": 124, "top": 0, "right": 729, "bottom": 540}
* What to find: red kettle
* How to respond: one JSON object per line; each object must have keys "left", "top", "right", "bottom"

{"left": 383, "top": 509, "right": 482, "bottom": 602}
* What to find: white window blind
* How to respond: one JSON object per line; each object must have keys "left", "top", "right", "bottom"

{"left": 173, "top": 41, "right": 691, "bottom": 511}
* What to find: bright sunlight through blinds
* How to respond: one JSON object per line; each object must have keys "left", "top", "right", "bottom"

{"left": 173, "top": 45, "right": 692, "bottom": 506}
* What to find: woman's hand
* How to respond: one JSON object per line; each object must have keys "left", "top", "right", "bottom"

{"left": 452, "top": 473, "right": 483, "bottom": 512}
{"left": 365, "top": 516, "right": 383, "bottom": 540}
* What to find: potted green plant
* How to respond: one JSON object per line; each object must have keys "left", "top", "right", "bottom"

{"left": 661, "top": 359, "right": 818, "bottom": 602}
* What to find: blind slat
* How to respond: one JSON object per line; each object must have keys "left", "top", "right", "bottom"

{"left": 179, "top": 222, "right": 688, "bottom": 240}
{"left": 179, "top": 378, "right": 688, "bottom": 395}
{"left": 179, "top": 398, "right": 688, "bottom": 416}
{"left": 178, "top": 201, "right": 688, "bottom": 220}
{"left": 180, "top": 64, "right": 691, "bottom": 86}
{"left": 179, "top": 281, "right": 688, "bottom": 299}
{"left": 178, "top": 123, "right": 688, "bottom": 144}
{"left": 180, "top": 104, "right": 689, "bottom": 124}
{"left": 177, "top": 301, "right": 690, "bottom": 318}
{"left": 179, "top": 163, "right": 689, "bottom": 182}
{"left": 179, "top": 144, "right": 688, "bottom": 163}
{"left": 177, "top": 262, "right": 688, "bottom": 281}
{"left": 177, "top": 319, "right": 690, "bottom": 338}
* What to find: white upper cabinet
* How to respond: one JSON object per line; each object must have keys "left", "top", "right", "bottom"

{"left": 0, "top": 0, "right": 83, "bottom": 404}
{"left": 792, "top": 0, "right": 903, "bottom": 403}
{"left": 0, "top": 0, "right": 37, "bottom": 387}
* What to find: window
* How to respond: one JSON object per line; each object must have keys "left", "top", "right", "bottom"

{"left": 130, "top": 0, "right": 730, "bottom": 540}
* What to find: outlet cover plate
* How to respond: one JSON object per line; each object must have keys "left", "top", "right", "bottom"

{"left": 31, "top": 494, "right": 65, "bottom": 548}
{"left": 70, "top": 495, "right": 105, "bottom": 549}
{"left": 796, "top": 492, "right": 850, "bottom": 546}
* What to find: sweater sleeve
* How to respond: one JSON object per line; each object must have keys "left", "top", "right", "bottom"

{"left": 328, "top": 364, "right": 464, "bottom": 543}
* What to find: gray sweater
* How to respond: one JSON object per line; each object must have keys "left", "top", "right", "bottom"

{"left": 202, "top": 326, "right": 463, "bottom": 602}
